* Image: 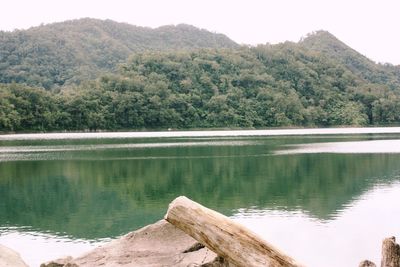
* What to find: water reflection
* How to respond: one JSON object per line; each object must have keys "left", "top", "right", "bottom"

{"left": 0, "top": 229, "right": 106, "bottom": 267}
{"left": 1, "top": 146, "right": 399, "bottom": 238}
{"left": 0, "top": 134, "right": 400, "bottom": 266}
{"left": 233, "top": 183, "right": 400, "bottom": 267}
{"left": 0, "top": 140, "right": 258, "bottom": 162}
{"left": 277, "top": 139, "right": 400, "bottom": 154}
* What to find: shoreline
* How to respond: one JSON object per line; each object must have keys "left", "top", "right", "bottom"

{"left": 4, "top": 196, "right": 398, "bottom": 267}
{"left": 39, "top": 219, "right": 222, "bottom": 267}
{"left": 1, "top": 126, "right": 400, "bottom": 140}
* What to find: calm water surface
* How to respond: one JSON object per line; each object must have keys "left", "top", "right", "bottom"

{"left": 1, "top": 128, "right": 400, "bottom": 266}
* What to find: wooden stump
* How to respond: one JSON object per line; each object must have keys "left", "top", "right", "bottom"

{"left": 165, "top": 196, "right": 305, "bottom": 267}
{"left": 359, "top": 260, "right": 377, "bottom": 267}
{"left": 381, "top": 237, "right": 400, "bottom": 267}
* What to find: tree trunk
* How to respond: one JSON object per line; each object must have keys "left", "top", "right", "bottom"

{"left": 381, "top": 237, "right": 400, "bottom": 267}
{"left": 360, "top": 260, "right": 377, "bottom": 267}
{"left": 165, "top": 196, "right": 305, "bottom": 267}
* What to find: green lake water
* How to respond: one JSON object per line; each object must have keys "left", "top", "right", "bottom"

{"left": 0, "top": 128, "right": 400, "bottom": 266}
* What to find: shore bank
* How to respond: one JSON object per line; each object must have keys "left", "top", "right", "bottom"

{"left": 2, "top": 196, "right": 399, "bottom": 267}
{"left": 40, "top": 219, "right": 224, "bottom": 267}
{"left": 0, "top": 244, "right": 28, "bottom": 267}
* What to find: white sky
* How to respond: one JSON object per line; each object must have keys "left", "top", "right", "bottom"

{"left": 1, "top": 0, "right": 400, "bottom": 65}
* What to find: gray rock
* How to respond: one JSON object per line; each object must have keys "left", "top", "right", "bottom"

{"left": 0, "top": 244, "right": 29, "bottom": 267}
{"left": 41, "top": 220, "right": 231, "bottom": 267}
{"left": 359, "top": 260, "right": 376, "bottom": 267}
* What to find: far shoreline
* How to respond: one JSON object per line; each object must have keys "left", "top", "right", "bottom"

{"left": 1, "top": 126, "right": 400, "bottom": 141}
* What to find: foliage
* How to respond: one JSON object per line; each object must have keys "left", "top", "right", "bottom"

{"left": 300, "top": 30, "right": 400, "bottom": 89}
{"left": 1, "top": 27, "right": 400, "bottom": 132}
{"left": 0, "top": 18, "right": 238, "bottom": 89}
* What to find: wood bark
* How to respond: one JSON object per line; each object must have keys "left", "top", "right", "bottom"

{"left": 381, "top": 237, "right": 400, "bottom": 267}
{"left": 165, "top": 196, "right": 305, "bottom": 267}
{"left": 359, "top": 260, "right": 377, "bottom": 267}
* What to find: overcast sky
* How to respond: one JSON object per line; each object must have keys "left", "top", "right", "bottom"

{"left": 1, "top": 0, "right": 400, "bottom": 65}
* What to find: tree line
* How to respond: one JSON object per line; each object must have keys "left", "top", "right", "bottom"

{"left": 1, "top": 44, "right": 400, "bottom": 132}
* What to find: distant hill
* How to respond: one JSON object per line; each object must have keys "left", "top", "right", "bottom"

{"left": 1, "top": 23, "right": 400, "bottom": 132}
{"left": 0, "top": 18, "right": 238, "bottom": 89}
{"left": 300, "top": 30, "right": 400, "bottom": 89}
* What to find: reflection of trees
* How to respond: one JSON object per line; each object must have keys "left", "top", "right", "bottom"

{"left": 1, "top": 144, "right": 400, "bottom": 239}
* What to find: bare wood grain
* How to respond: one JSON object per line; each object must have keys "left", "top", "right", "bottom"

{"left": 381, "top": 237, "right": 400, "bottom": 267}
{"left": 165, "top": 196, "right": 305, "bottom": 267}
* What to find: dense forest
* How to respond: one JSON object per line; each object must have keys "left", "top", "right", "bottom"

{"left": 0, "top": 18, "right": 237, "bottom": 89}
{"left": 1, "top": 19, "right": 400, "bottom": 132}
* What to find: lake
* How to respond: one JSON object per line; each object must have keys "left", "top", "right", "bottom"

{"left": 1, "top": 127, "right": 400, "bottom": 267}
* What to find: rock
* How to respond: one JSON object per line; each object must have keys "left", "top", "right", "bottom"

{"left": 40, "top": 256, "right": 77, "bottom": 267}
{"left": 41, "top": 220, "right": 229, "bottom": 267}
{"left": 359, "top": 260, "right": 376, "bottom": 267}
{"left": 0, "top": 244, "right": 29, "bottom": 267}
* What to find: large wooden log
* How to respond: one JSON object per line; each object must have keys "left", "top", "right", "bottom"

{"left": 165, "top": 196, "right": 304, "bottom": 267}
{"left": 381, "top": 237, "right": 400, "bottom": 267}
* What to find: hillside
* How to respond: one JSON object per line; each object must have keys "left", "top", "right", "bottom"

{"left": 300, "top": 31, "right": 400, "bottom": 89}
{"left": 1, "top": 22, "right": 400, "bottom": 132}
{"left": 0, "top": 18, "right": 238, "bottom": 89}
{"left": 2, "top": 43, "right": 400, "bottom": 132}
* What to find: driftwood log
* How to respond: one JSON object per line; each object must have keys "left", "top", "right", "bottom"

{"left": 359, "top": 260, "right": 377, "bottom": 267}
{"left": 381, "top": 237, "right": 400, "bottom": 267}
{"left": 360, "top": 236, "right": 400, "bottom": 267}
{"left": 165, "top": 196, "right": 304, "bottom": 267}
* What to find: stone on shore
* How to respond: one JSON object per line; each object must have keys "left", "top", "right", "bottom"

{"left": 359, "top": 260, "right": 376, "bottom": 267}
{"left": 41, "top": 220, "right": 232, "bottom": 267}
{"left": 0, "top": 244, "right": 29, "bottom": 267}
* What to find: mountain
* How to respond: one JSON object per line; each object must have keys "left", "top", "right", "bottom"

{"left": 0, "top": 18, "right": 238, "bottom": 89}
{"left": 1, "top": 24, "right": 400, "bottom": 132}
{"left": 300, "top": 30, "right": 400, "bottom": 89}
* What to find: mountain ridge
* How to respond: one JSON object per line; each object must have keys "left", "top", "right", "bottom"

{"left": 1, "top": 18, "right": 398, "bottom": 90}
{"left": 1, "top": 19, "right": 400, "bottom": 132}
{"left": 0, "top": 18, "right": 238, "bottom": 89}
{"left": 300, "top": 30, "right": 400, "bottom": 88}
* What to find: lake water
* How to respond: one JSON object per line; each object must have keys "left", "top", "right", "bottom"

{"left": 1, "top": 128, "right": 400, "bottom": 267}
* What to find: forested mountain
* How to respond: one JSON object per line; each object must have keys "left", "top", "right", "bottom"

{"left": 0, "top": 21, "right": 400, "bottom": 132}
{"left": 300, "top": 31, "right": 400, "bottom": 89}
{"left": 0, "top": 18, "right": 238, "bottom": 89}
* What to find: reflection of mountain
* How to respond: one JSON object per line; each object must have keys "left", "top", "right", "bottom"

{"left": 1, "top": 139, "right": 400, "bottom": 239}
